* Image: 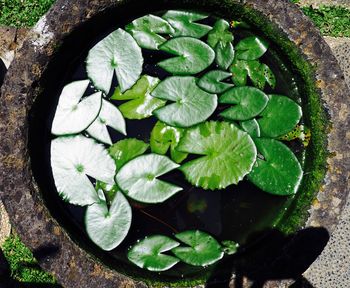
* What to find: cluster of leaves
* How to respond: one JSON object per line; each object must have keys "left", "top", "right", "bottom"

{"left": 50, "top": 10, "right": 306, "bottom": 272}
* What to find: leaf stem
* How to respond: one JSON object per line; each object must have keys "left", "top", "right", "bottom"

{"left": 139, "top": 209, "right": 179, "bottom": 234}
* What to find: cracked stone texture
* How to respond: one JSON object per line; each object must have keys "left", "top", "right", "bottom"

{"left": 304, "top": 36, "right": 350, "bottom": 288}
{"left": 299, "top": 0, "right": 350, "bottom": 8}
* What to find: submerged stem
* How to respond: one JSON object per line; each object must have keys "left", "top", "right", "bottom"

{"left": 139, "top": 209, "right": 179, "bottom": 234}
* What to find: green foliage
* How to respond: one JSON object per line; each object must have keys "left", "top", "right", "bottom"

{"left": 235, "top": 36, "right": 268, "bottom": 60}
{"left": 197, "top": 70, "right": 233, "bottom": 94}
{"left": 158, "top": 37, "right": 215, "bottom": 75}
{"left": 302, "top": 5, "right": 350, "bottom": 37}
{"left": 248, "top": 138, "right": 303, "bottom": 195}
{"left": 172, "top": 230, "right": 224, "bottom": 266}
{"left": 178, "top": 121, "right": 257, "bottom": 190}
{"left": 112, "top": 75, "right": 165, "bottom": 120}
{"left": 150, "top": 121, "right": 188, "bottom": 163}
{"left": 128, "top": 235, "right": 180, "bottom": 272}
{"left": 2, "top": 235, "right": 56, "bottom": 284}
{"left": 151, "top": 76, "right": 217, "bottom": 128}
{"left": 116, "top": 154, "right": 182, "bottom": 203}
{"left": 109, "top": 138, "right": 149, "bottom": 169}
{"left": 0, "top": 0, "right": 55, "bottom": 27}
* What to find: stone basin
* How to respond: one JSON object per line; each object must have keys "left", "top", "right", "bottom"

{"left": 0, "top": 0, "right": 349, "bottom": 287}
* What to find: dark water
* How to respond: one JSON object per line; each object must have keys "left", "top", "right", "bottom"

{"left": 29, "top": 7, "right": 306, "bottom": 282}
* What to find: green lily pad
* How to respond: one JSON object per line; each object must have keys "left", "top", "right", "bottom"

{"left": 158, "top": 37, "right": 215, "bottom": 75}
{"left": 197, "top": 70, "right": 234, "bottom": 94}
{"left": 207, "top": 19, "right": 235, "bottom": 69}
{"left": 150, "top": 121, "right": 188, "bottom": 163}
{"left": 151, "top": 76, "right": 217, "bottom": 128}
{"left": 221, "top": 240, "right": 239, "bottom": 255}
{"left": 177, "top": 121, "right": 257, "bottom": 190}
{"left": 240, "top": 119, "right": 260, "bottom": 138}
{"left": 51, "top": 135, "right": 116, "bottom": 206}
{"left": 86, "top": 28, "right": 143, "bottom": 94}
{"left": 95, "top": 181, "right": 119, "bottom": 204}
{"left": 257, "top": 94, "right": 302, "bottom": 138}
{"left": 236, "top": 36, "right": 268, "bottom": 60}
{"left": 248, "top": 138, "right": 303, "bottom": 195}
{"left": 230, "top": 59, "right": 276, "bottom": 89}
{"left": 171, "top": 230, "right": 224, "bottom": 266}
{"left": 128, "top": 235, "right": 180, "bottom": 272}
{"left": 85, "top": 190, "right": 132, "bottom": 251}
{"left": 125, "top": 14, "right": 175, "bottom": 50}
{"left": 111, "top": 75, "right": 165, "bottom": 120}
{"left": 219, "top": 86, "right": 269, "bottom": 121}
{"left": 162, "top": 10, "right": 212, "bottom": 38}
{"left": 51, "top": 80, "right": 102, "bottom": 136}
{"left": 86, "top": 99, "right": 126, "bottom": 145}
{"left": 116, "top": 154, "right": 182, "bottom": 203}
{"left": 109, "top": 138, "right": 149, "bottom": 169}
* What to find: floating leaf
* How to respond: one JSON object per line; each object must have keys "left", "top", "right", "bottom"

{"left": 279, "top": 124, "right": 311, "bottom": 148}
{"left": 248, "top": 138, "right": 303, "bottom": 195}
{"left": 95, "top": 181, "right": 119, "bottom": 204}
{"left": 85, "top": 190, "right": 132, "bottom": 251}
{"left": 257, "top": 95, "right": 302, "bottom": 138}
{"left": 236, "top": 36, "right": 268, "bottom": 60}
{"left": 207, "top": 19, "right": 235, "bottom": 69}
{"left": 177, "top": 121, "right": 257, "bottom": 190}
{"left": 158, "top": 37, "right": 215, "bottom": 75}
{"left": 172, "top": 230, "right": 224, "bottom": 266}
{"left": 51, "top": 80, "right": 102, "bottom": 136}
{"left": 230, "top": 59, "right": 276, "bottom": 89}
{"left": 109, "top": 138, "right": 149, "bottom": 169}
{"left": 151, "top": 76, "right": 217, "bottom": 128}
{"left": 197, "top": 70, "right": 234, "bottom": 94}
{"left": 221, "top": 240, "right": 239, "bottom": 255}
{"left": 111, "top": 75, "right": 165, "bottom": 120}
{"left": 125, "top": 14, "right": 175, "bottom": 50}
{"left": 240, "top": 119, "right": 260, "bottom": 138}
{"left": 86, "top": 99, "right": 126, "bottom": 145}
{"left": 150, "top": 121, "right": 188, "bottom": 163}
{"left": 219, "top": 86, "right": 269, "bottom": 121}
{"left": 162, "top": 10, "right": 212, "bottom": 38}
{"left": 86, "top": 28, "right": 143, "bottom": 94}
{"left": 51, "top": 135, "right": 116, "bottom": 206}
{"left": 128, "top": 235, "right": 180, "bottom": 271}
{"left": 116, "top": 154, "right": 182, "bottom": 203}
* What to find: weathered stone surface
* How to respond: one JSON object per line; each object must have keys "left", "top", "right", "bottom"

{"left": 0, "top": 201, "right": 11, "bottom": 246}
{"left": 0, "top": 0, "right": 349, "bottom": 287}
{"left": 303, "top": 36, "right": 350, "bottom": 288}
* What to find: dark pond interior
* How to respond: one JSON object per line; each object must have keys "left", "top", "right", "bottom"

{"left": 28, "top": 2, "right": 312, "bottom": 284}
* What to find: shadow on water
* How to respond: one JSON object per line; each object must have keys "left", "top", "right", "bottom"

{"left": 206, "top": 227, "right": 329, "bottom": 288}
{"left": 0, "top": 244, "right": 62, "bottom": 288}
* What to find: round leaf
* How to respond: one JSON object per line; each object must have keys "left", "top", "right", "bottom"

{"left": 86, "top": 99, "right": 126, "bottom": 145}
{"left": 177, "top": 121, "right": 257, "bottom": 190}
{"left": 128, "top": 235, "right": 180, "bottom": 272}
{"left": 162, "top": 10, "right": 212, "bottom": 38}
{"left": 151, "top": 76, "right": 217, "bottom": 128}
{"left": 257, "top": 94, "right": 302, "bottom": 138}
{"left": 240, "top": 119, "right": 260, "bottom": 138}
{"left": 51, "top": 80, "right": 102, "bottom": 136}
{"left": 116, "top": 154, "right": 182, "bottom": 203}
{"left": 248, "top": 138, "right": 303, "bottom": 195}
{"left": 125, "top": 14, "right": 175, "bottom": 50}
{"left": 207, "top": 19, "right": 235, "bottom": 70}
{"left": 111, "top": 75, "right": 166, "bottom": 120}
{"left": 219, "top": 86, "right": 269, "bottom": 121}
{"left": 150, "top": 121, "right": 188, "bottom": 163}
{"left": 85, "top": 190, "right": 132, "bottom": 251}
{"left": 51, "top": 135, "right": 116, "bottom": 206}
{"left": 236, "top": 36, "right": 268, "bottom": 60}
{"left": 86, "top": 28, "right": 143, "bottom": 94}
{"left": 158, "top": 37, "right": 215, "bottom": 75}
{"left": 109, "top": 138, "right": 149, "bottom": 169}
{"left": 197, "top": 70, "right": 234, "bottom": 94}
{"left": 172, "top": 230, "right": 224, "bottom": 266}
